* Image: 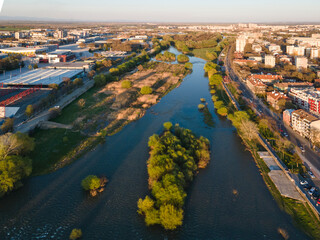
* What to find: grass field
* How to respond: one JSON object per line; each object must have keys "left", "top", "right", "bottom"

{"left": 192, "top": 48, "right": 216, "bottom": 61}
{"left": 30, "top": 129, "right": 86, "bottom": 175}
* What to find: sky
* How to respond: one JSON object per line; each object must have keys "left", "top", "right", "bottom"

{"left": 1, "top": 0, "right": 320, "bottom": 23}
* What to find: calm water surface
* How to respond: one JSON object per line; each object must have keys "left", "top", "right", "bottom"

{"left": 0, "top": 48, "right": 309, "bottom": 240}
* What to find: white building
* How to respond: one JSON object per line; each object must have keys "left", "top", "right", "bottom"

{"left": 295, "top": 56, "right": 308, "bottom": 70}
{"left": 236, "top": 36, "right": 247, "bottom": 53}
{"left": 286, "top": 45, "right": 305, "bottom": 56}
{"left": 264, "top": 55, "right": 275, "bottom": 68}
{"left": 291, "top": 109, "right": 319, "bottom": 139}
{"left": 267, "top": 44, "right": 281, "bottom": 53}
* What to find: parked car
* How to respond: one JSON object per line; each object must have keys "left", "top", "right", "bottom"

{"left": 300, "top": 180, "right": 308, "bottom": 185}
{"left": 308, "top": 187, "right": 316, "bottom": 195}
{"left": 300, "top": 147, "right": 305, "bottom": 153}
{"left": 317, "top": 198, "right": 320, "bottom": 206}
{"left": 308, "top": 171, "right": 315, "bottom": 178}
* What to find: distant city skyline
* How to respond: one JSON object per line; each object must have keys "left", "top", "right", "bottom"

{"left": 1, "top": 0, "right": 320, "bottom": 23}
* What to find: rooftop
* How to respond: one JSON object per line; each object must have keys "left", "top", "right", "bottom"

{"left": 292, "top": 109, "right": 319, "bottom": 122}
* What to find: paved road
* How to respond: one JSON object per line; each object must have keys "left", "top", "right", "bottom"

{"left": 225, "top": 47, "right": 320, "bottom": 176}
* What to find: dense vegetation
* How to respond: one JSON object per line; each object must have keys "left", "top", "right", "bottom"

{"left": 137, "top": 123, "right": 210, "bottom": 230}
{"left": 0, "top": 132, "right": 34, "bottom": 197}
{"left": 155, "top": 51, "right": 176, "bottom": 62}
{"left": 177, "top": 54, "right": 189, "bottom": 63}
{"left": 0, "top": 55, "right": 24, "bottom": 73}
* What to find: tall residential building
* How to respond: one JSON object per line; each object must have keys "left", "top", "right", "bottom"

{"left": 236, "top": 36, "right": 246, "bottom": 52}
{"left": 264, "top": 55, "right": 275, "bottom": 68}
{"left": 289, "top": 88, "right": 320, "bottom": 116}
{"left": 286, "top": 45, "right": 305, "bottom": 56}
{"left": 310, "top": 48, "right": 319, "bottom": 59}
{"left": 291, "top": 109, "right": 319, "bottom": 139}
{"left": 295, "top": 56, "right": 308, "bottom": 70}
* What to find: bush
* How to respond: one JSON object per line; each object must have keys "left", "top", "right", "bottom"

{"left": 211, "top": 96, "right": 218, "bottom": 102}
{"left": 177, "top": 54, "right": 189, "bottom": 63}
{"left": 1, "top": 118, "right": 14, "bottom": 133}
{"left": 214, "top": 101, "right": 224, "bottom": 109}
{"left": 184, "top": 62, "right": 193, "bottom": 70}
{"left": 25, "top": 105, "right": 34, "bottom": 118}
{"left": 163, "top": 122, "right": 173, "bottom": 131}
{"left": 217, "top": 107, "right": 228, "bottom": 116}
{"left": 94, "top": 74, "right": 107, "bottom": 87}
{"left": 69, "top": 228, "right": 82, "bottom": 240}
{"left": 121, "top": 80, "right": 132, "bottom": 89}
{"left": 210, "top": 89, "right": 216, "bottom": 94}
{"left": 49, "top": 107, "right": 61, "bottom": 120}
{"left": 109, "top": 68, "right": 120, "bottom": 76}
{"left": 209, "top": 74, "right": 223, "bottom": 86}
{"left": 140, "top": 86, "right": 153, "bottom": 95}
{"left": 200, "top": 98, "right": 206, "bottom": 102}
{"left": 81, "top": 175, "right": 101, "bottom": 191}
{"left": 198, "top": 104, "right": 205, "bottom": 110}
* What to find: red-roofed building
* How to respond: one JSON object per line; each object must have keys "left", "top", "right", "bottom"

{"left": 247, "top": 78, "right": 267, "bottom": 95}
{"left": 247, "top": 74, "right": 283, "bottom": 84}
{"left": 267, "top": 91, "right": 290, "bottom": 110}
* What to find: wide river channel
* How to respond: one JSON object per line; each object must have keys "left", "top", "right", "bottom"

{"left": 0, "top": 47, "right": 309, "bottom": 239}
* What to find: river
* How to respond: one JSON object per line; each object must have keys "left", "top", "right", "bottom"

{"left": 0, "top": 47, "right": 309, "bottom": 239}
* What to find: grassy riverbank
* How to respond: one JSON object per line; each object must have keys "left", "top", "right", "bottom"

{"left": 30, "top": 61, "right": 191, "bottom": 175}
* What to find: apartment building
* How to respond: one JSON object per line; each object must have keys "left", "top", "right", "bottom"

{"left": 283, "top": 109, "right": 295, "bottom": 126}
{"left": 289, "top": 88, "right": 320, "bottom": 116}
{"left": 291, "top": 109, "right": 319, "bottom": 138}
{"left": 274, "top": 82, "right": 313, "bottom": 92}
{"left": 236, "top": 36, "right": 247, "bottom": 53}
{"left": 295, "top": 56, "right": 308, "bottom": 69}
{"left": 264, "top": 55, "right": 275, "bottom": 68}
{"left": 286, "top": 45, "right": 305, "bottom": 56}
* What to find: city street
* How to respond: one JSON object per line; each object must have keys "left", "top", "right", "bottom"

{"left": 225, "top": 47, "right": 320, "bottom": 177}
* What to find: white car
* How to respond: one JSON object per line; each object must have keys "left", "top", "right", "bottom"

{"left": 308, "top": 171, "right": 315, "bottom": 178}
{"left": 300, "top": 180, "right": 308, "bottom": 185}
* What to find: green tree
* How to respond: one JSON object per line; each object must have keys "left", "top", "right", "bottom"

{"left": 69, "top": 229, "right": 82, "bottom": 240}
{"left": 109, "top": 68, "right": 120, "bottom": 76}
{"left": 121, "top": 80, "right": 132, "bottom": 89}
{"left": 159, "top": 204, "right": 183, "bottom": 230}
{"left": 25, "top": 105, "right": 34, "bottom": 118}
{"left": 1, "top": 118, "right": 14, "bottom": 133}
{"left": 137, "top": 196, "right": 155, "bottom": 215}
{"left": 177, "top": 54, "right": 189, "bottom": 63}
{"left": 81, "top": 175, "right": 101, "bottom": 191}
{"left": 140, "top": 86, "right": 153, "bottom": 95}
{"left": 163, "top": 122, "right": 173, "bottom": 131}
{"left": 217, "top": 107, "right": 228, "bottom": 116}
{"left": 184, "top": 62, "right": 193, "bottom": 70}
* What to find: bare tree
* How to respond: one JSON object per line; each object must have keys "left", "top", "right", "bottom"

{"left": 0, "top": 133, "right": 25, "bottom": 159}
{"left": 310, "top": 128, "right": 320, "bottom": 150}
{"left": 239, "top": 119, "right": 258, "bottom": 141}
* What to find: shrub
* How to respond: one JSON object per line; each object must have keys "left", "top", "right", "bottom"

{"left": 49, "top": 107, "right": 61, "bottom": 120}
{"left": 78, "top": 99, "right": 86, "bottom": 109}
{"left": 177, "top": 54, "right": 189, "bottom": 63}
{"left": 69, "top": 229, "right": 82, "bottom": 240}
{"left": 211, "top": 96, "right": 218, "bottom": 102}
{"left": 163, "top": 122, "right": 173, "bottom": 131}
{"left": 198, "top": 104, "right": 205, "bottom": 110}
{"left": 109, "top": 68, "right": 120, "bottom": 76}
{"left": 121, "top": 80, "right": 132, "bottom": 89}
{"left": 184, "top": 62, "right": 193, "bottom": 70}
{"left": 217, "top": 107, "right": 228, "bottom": 116}
{"left": 210, "top": 89, "right": 216, "bottom": 94}
{"left": 214, "top": 101, "right": 224, "bottom": 109}
{"left": 200, "top": 98, "right": 206, "bottom": 102}
{"left": 1, "top": 118, "right": 14, "bottom": 133}
{"left": 25, "top": 105, "right": 34, "bottom": 117}
{"left": 81, "top": 175, "right": 101, "bottom": 191}
{"left": 140, "top": 86, "right": 153, "bottom": 95}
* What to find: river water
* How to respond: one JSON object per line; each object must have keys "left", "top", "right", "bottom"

{"left": 0, "top": 47, "right": 309, "bottom": 239}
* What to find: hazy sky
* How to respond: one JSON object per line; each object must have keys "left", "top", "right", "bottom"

{"left": 1, "top": 0, "right": 320, "bottom": 22}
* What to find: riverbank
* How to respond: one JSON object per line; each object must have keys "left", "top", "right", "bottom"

{"left": 30, "top": 61, "right": 191, "bottom": 175}
{"left": 209, "top": 63, "right": 320, "bottom": 239}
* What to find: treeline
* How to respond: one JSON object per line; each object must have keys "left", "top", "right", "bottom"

{"left": 0, "top": 55, "right": 24, "bottom": 73}
{"left": 177, "top": 54, "right": 189, "bottom": 63}
{"left": 137, "top": 123, "right": 210, "bottom": 230}
{"left": 204, "top": 62, "right": 230, "bottom": 117}
{"left": 94, "top": 52, "right": 150, "bottom": 87}
{"left": 0, "top": 132, "right": 34, "bottom": 197}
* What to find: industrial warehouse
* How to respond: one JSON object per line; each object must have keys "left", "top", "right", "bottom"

{"left": 0, "top": 68, "right": 84, "bottom": 86}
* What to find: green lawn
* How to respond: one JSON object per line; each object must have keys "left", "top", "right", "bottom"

{"left": 30, "top": 128, "right": 86, "bottom": 175}
{"left": 192, "top": 48, "right": 216, "bottom": 61}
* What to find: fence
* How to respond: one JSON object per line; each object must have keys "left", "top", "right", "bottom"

{"left": 0, "top": 85, "right": 42, "bottom": 106}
